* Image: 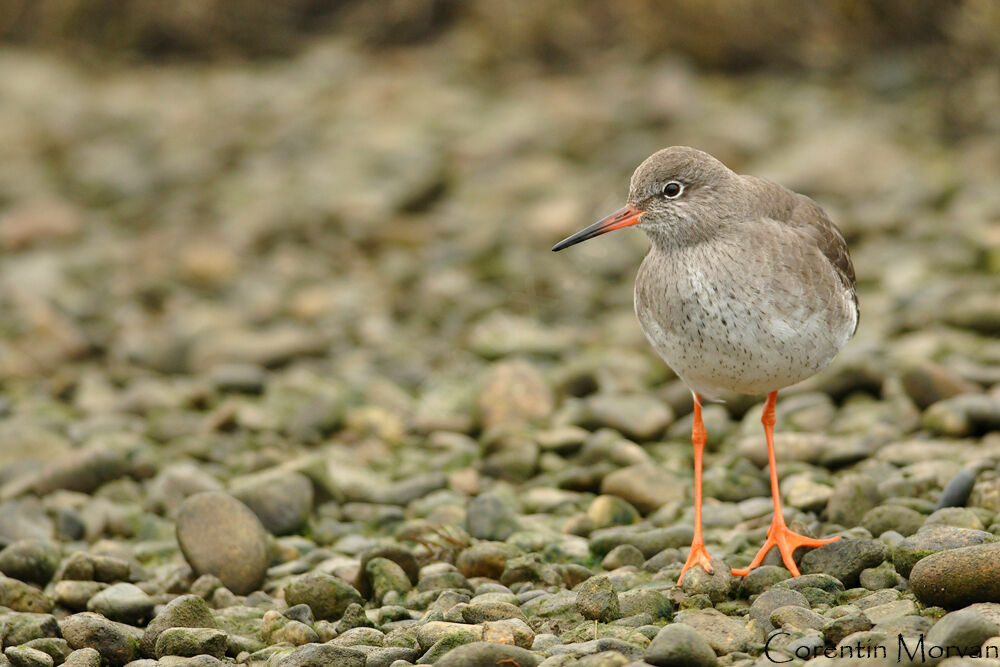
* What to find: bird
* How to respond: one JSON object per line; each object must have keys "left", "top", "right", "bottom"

{"left": 552, "top": 146, "right": 857, "bottom": 583}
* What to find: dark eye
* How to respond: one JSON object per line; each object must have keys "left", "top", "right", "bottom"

{"left": 662, "top": 181, "right": 683, "bottom": 198}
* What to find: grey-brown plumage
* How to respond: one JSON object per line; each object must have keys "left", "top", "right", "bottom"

{"left": 552, "top": 146, "right": 857, "bottom": 580}
{"left": 556, "top": 146, "right": 857, "bottom": 398}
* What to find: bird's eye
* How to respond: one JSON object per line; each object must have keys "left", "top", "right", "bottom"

{"left": 661, "top": 181, "right": 683, "bottom": 198}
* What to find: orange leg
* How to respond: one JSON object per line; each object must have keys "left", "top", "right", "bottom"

{"left": 731, "top": 391, "right": 839, "bottom": 577}
{"left": 678, "top": 393, "right": 716, "bottom": 584}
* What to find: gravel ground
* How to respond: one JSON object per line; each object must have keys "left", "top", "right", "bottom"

{"left": 1, "top": 35, "right": 1000, "bottom": 667}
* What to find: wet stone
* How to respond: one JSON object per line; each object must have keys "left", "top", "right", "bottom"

{"left": 862, "top": 598, "right": 918, "bottom": 625}
{"left": 86, "top": 583, "right": 154, "bottom": 625}
{"left": 900, "top": 360, "right": 981, "bottom": 410}
{"left": 0, "top": 577, "right": 53, "bottom": 613}
{"left": 282, "top": 604, "right": 314, "bottom": 625}
{"left": 175, "top": 492, "right": 270, "bottom": 595}
{"left": 61, "top": 648, "right": 101, "bottom": 667}
{"left": 0, "top": 613, "right": 61, "bottom": 649}
{"left": 365, "top": 557, "right": 412, "bottom": 604}
{"left": 600, "top": 544, "right": 645, "bottom": 570}
{"left": 769, "top": 605, "right": 826, "bottom": 631}
{"left": 708, "top": 473, "right": 769, "bottom": 511}
{"left": 53, "top": 581, "right": 106, "bottom": 612}
{"left": 861, "top": 504, "right": 926, "bottom": 538}
{"left": 272, "top": 643, "right": 366, "bottom": 667}
{"left": 574, "top": 651, "right": 633, "bottom": 667}
{"left": 582, "top": 393, "right": 673, "bottom": 441}
{"left": 910, "top": 542, "right": 1000, "bottom": 608}
{"left": 936, "top": 467, "right": 981, "bottom": 509}
{"left": 586, "top": 495, "right": 640, "bottom": 530}
{"left": 19, "top": 639, "right": 71, "bottom": 666}
{"left": 417, "top": 569, "right": 472, "bottom": 593}
{"left": 679, "top": 593, "right": 713, "bottom": 611}
{"left": 546, "top": 637, "right": 645, "bottom": 660}
{"left": 826, "top": 475, "right": 881, "bottom": 528}
{"left": 357, "top": 545, "right": 419, "bottom": 594}
{"left": 482, "top": 617, "right": 534, "bottom": 648}
{"left": 466, "top": 493, "right": 519, "bottom": 541}
{"left": 350, "top": 645, "right": 419, "bottom": 666}
{"left": 144, "top": 463, "right": 224, "bottom": 517}
{"left": 334, "top": 603, "right": 375, "bottom": 633}
{"left": 923, "top": 506, "right": 984, "bottom": 530}
{"left": 618, "top": 589, "right": 672, "bottom": 621}
{"left": 59, "top": 613, "right": 140, "bottom": 667}
{"left": 456, "top": 542, "right": 522, "bottom": 580}
{"left": 229, "top": 470, "right": 314, "bottom": 536}
{"left": 798, "top": 538, "right": 888, "bottom": 588}
{"left": 970, "top": 476, "right": 1000, "bottom": 513}
{"left": 575, "top": 576, "right": 621, "bottom": 622}
{"left": 642, "top": 548, "right": 682, "bottom": 573}
{"left": 859, "top": 562, "right": 905, "bottom": 590}
{"left": 263, "top": 613, "right": 320, "bottom": 646}
{"left": 58, "top": 552, "right": 131, "bottom": 584}
{"left": 3, "top": 646, "right": 54, "bottom": 667}
{"left": 749, "top": 588, "right": 809, "bottom": 634}
{"left": 0, "top": 541, "right": 61, "bottom": 587}
{"left": 284, "top": 571, "right": 363, "bottom": 621}
{"left": 782, "top": 473, "right": 833, "bottom": 512}
{"left": 891, "top": 524, "right": 997, "bottom": 578}
{"left": 676, "top": 608, "right": 753, "bottom": 654}
{"left": 28, "top": 446, "right": 132, "bottom": 496}
{"left": 434, "top": 641, "right": 540, "bottom": 667}
{"left": 924, "top": 608, "right": 1000, "bottom": 660}
{"left": 154, "top": 627, "right": 227, "bottom": 659}
{"left": 140, "top": 594, "right": 218, "bottom": 658}
{"left": 774, "top": 573, "right": 845, "bottom": 594}
{"left": 462, "top": 600, "right": 526, "bottom": 623}
{"left": 679, "top": 558, "right": 732, "bottom": 603}
{"left": 600, "top": 464, "right": 687, "bottom": 514}
{"left": 589, "top": 525, "right": 693, "bottom": 559}
{"left": 644, "top": 623, "right": 718, "bottom": 667}
{"left": 850, "top": 588, "right": 900, "bottom": 610}
{"left": 480, "top": 435, "right": 539, "bottom": 482}
{"left": 923, "top": 394, "right": 1000, "bottom": 437}
{"left": 821, "top": 609, "right": 872, "bottom": 645}
{"left": 477, "top": 360, "right": 554, "bottom": 429}
{"left": 739, "top": 566, "right": 792, "bottom": 597}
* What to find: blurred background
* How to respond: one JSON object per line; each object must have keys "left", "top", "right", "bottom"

{"left": 1, "top": 1, "right": 999, "bottom": 483}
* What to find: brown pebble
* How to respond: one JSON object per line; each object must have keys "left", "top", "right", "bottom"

{"left": 175, "top": 492, "right": 270, "bottom": 595}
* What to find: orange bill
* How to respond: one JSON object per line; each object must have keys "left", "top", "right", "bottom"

{"left": 551, "top": 204, "right": 641, "bottom": 251}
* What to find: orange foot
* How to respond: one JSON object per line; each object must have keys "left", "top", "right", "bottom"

{"left": 677, "top": 542, "right": 716, "bottom": 585}
{"left": 730, "top": 521, "right": 839, "bottom": 577}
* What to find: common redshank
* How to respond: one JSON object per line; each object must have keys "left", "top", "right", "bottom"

{"left": 552, "top": 146, "right": 857, "bottom": 582}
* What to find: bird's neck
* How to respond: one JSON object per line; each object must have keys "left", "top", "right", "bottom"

{"left": 643, "top": 215, "right": 723, "bottom": 252}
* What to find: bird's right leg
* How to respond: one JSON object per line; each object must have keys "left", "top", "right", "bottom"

{"left": 730, "top": 391, "right": 839, "bottom": 577}
{"left": 678, "top": 392, "right": 716, "bottom": 584}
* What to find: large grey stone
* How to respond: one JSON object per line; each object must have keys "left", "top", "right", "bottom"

{"left": 645, "top": 623, "right": 718, "bottom": 667}
{"left": 175, "top": 492, "right": 270, "bottom": 595}
{"left": 60, "top": 613, "right": 140, "bottom": 667}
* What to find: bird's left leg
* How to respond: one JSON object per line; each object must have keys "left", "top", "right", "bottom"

{"left": 731, "top": 391, "right": 839, "bottom": 577}
{"left": 678, "top": 392, "right": 717, "bottom": 584}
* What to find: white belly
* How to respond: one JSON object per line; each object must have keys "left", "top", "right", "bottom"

{"left": 634, "top": 244, "right": 856, "bottom": 398}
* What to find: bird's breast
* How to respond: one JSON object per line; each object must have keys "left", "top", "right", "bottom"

{"left": 633, "top": 240, "right": 854, "bottom": 396}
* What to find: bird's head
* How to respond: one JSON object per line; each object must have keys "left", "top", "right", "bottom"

{"left": 552, "top": 146, "right": 737, "bottom": 251}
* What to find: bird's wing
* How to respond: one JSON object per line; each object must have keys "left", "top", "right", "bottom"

{"left": 786, "top": 196, "right": 859, "bottom": 334}
{"left": 789, "top": 197, "right": 855, "bottom": 290}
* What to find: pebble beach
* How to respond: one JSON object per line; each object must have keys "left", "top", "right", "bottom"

{"left": 2, "top": 8, "right": 1000, "bottom": 667}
